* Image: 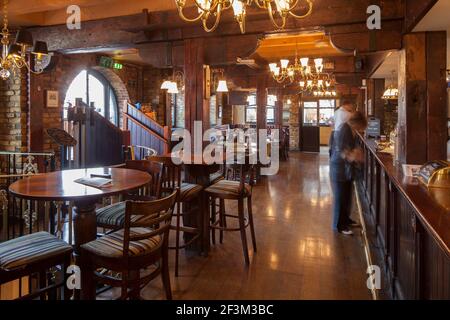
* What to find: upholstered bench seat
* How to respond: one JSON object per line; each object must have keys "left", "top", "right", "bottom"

{"left": 0, "top": 232, "right": 72, "bottom": 271}
{"left": 205, "top": 180, "right": 251, "bottom": 198}
{"left": 81, "top": 227, "right": 161, "bottom": 258}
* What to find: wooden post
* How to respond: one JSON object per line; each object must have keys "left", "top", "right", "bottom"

{"left": 398, "top": 32, "right": 447, "bottom": 164}
{"left": 184, "top": 39, "right": 209, "bottom": 135}
{"left": 367, "top": 79, "right": 386, "bottom": 133}
{"left": 256, "top": 75, "right": 267, "bottom": 131}
{"left": 275, "top": 89, "right": 284, "bottom": 128}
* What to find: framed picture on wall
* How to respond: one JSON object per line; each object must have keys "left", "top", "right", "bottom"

{"left": 46, "top": 90, "right": 59, "bottom": 108}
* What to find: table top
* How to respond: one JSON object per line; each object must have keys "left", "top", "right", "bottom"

{"left": 9, "top": 168, "right": 151, "bottom": 202}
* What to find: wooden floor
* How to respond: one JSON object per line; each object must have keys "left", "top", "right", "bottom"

{"left": 101, "top": 151, "right": 372, "bottom": 300}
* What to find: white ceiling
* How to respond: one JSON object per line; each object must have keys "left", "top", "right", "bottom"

{"left": 371, "top": 51, "right": 399, "bottom": 84}
{"left": 414, "top": 0, "right": 450, "bottom": 69}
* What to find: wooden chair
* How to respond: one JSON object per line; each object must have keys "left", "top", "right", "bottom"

{"left": 148, "top": 155, "right": 203, "bottom": 277}
{"left": 80, "top": 190, "right": 178, "bottom": 300}
{"left": 0, "top": 232, "right": 73, "bottom": 300}
{"left": 96, "top": 160, "right": 164, "bottom": 231}
{"left": 205, "top": 163, "right": 257, "bottom": 265}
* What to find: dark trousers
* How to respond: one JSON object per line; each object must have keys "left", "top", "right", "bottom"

{"left": 330, "top": 180, "right": 353, "bottom": 231}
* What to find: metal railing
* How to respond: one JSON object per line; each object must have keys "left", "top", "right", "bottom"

{"left": 0, "top": 151, "right": 69, "bottom": 243}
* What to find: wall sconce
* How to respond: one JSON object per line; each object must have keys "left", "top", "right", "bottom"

{"left": 161, "top": 70, "right": 185, "bottom": 94}
{"left": 212, "top": 68, "right": 229, "bottom": 93}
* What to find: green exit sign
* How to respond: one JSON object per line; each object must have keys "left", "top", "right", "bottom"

{"left": 99, "top": 56, "right": 123, "bottom": 70}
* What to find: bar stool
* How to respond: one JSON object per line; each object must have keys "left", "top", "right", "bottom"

{"left": 80, "top": 190, "right": 178, "bottom": 300}
{"left": 148, "top": 155, "right": 203, "bottom": 277}
{"left": 96, "top": 160, "right": 164, "bottom": 232}
{"left": 205, "top": 163, "right": 257, "bottom": 265}
{"left": 0, "top": 232, "right": 73, "bottom": 300}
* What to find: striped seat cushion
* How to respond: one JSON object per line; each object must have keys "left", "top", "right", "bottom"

{"left": 180, "top": 183, "right": 202, "bottom": 201}
{"left": 81, "top": 228, "right": 161, "bottom": 258}
{"left": 96, "top": 202, "right": 127, "bottom": 228}
{"left": 0, "top": 232, "right": 72, "bottom": 271}
{"left": 205, "top": 180, "right": 251, "bottom": 198}
{"left": 209, "top": 172, "right": 224, "bottom": 185}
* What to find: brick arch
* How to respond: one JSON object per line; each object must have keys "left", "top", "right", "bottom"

{"left": 91, "top": 66, "right": 130, "bottom": 104}
{"left": 92, "top": 66, "right": 131, "bottom": 126}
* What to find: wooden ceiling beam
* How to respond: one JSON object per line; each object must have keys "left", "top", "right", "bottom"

{"left": 404, "top": 0, "right": 439, "bottom": 33}
{"left": 28, "top": 12, "right": 150, "bottom": 53}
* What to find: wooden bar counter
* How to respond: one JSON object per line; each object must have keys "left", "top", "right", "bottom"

{"left": 358, "top": 136, "right": 449, "bottom": 300}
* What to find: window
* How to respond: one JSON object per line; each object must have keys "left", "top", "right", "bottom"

{"left": 245, "top": 94, "right": 277, "bottom": 124}
{"left": 303, "top": 99, "right": 336, "bottom": 127}
{"left": 171, "top": 91, "right": 185, "bottom": 128}
{"left": 246, "top": 94, "right": 257, "bottom": 124}
{"left": 319, "top": 99, "right": 335, "bottom": 126}
{"left": 303, "top": 101, "right": 318, "bottom": 125}
{"left": 64, "top": 70, "right": 119, "bottom": 126}
{"left": 266, "top": 95, "right": 276, "bottom": 124}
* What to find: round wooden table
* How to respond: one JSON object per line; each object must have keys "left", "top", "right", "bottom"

{"left": 9, "top": 167, "right": 151, "bottom": 299}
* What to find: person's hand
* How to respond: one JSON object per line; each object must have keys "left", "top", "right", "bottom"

{"left": 350, "top": 148, "right": 364, "bottom": 163}
{"left": 343, "top": 148, "right": 364, "bottom": 163}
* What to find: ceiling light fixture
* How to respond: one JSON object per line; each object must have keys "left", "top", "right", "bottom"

{"left": 0, "top": 0, "right": 49, "bottom": 80}
{"left": 174, "top": 0, "right": 313, "bottom": 34}
{"left": 381, "top": 70, "right": 399, "bottom": 100}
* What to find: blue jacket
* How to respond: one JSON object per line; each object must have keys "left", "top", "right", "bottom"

{"left": 329, "top": 123, "right": 356, "bottom": 182}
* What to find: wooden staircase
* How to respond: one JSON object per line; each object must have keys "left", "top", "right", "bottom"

{"left": 122, "top": 103, "right": 170, "bottom": 156}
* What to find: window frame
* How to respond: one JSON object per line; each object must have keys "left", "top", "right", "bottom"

{"left": 302, "top": 98, "right": 337, "bottom": 127}
{"left": 64, "top": 69, "right": 119, "bottom": 126}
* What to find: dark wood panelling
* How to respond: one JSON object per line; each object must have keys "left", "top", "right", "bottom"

{"left": 359, "top": 136, "right": 450, "bottom": 300}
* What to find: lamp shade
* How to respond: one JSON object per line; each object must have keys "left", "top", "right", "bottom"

{"left": 216, "top": 80, "right": 229, "bottom": 93}
{"left": 15, "top": 29, "right": 34, "bottom": 47}
{"left": 280, "top": 59, "right": 289, "bottom": 69}
{"left": 382, "top": 87, "right": 399, "bottom": 100}
{"left": 269, "top": 63, "right": 277, "bottom": 73}
{"left": 168, "top": 81, "right": 179, "bottom": 94}
{"left": 32, "top": 41, "right": 49, "bottom": 56}
{"left": 8, "top": 44, "right": 22, "bottom": 58}
{"left": 161, "top": 80, "right": 172, "bottom": 90}
{"left": 300, "top": 57, "right": 309, "bottom": 68}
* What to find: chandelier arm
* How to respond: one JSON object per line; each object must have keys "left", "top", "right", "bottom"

{"left": 193, "top": 0, "right": 220, "bottom": 13}
{"left": 267, "top": 2, "right": 287, "bottom": 30}
{"left": 237, "top": 16, "right": 246, "bottom": 34}
{"left": 254, "top": 0, "right": 268, "bottom": 9}
{"left": 177, "top": 8, "right": 206, "bottom": 22}
{"left": 289, "top": 0, "right": 313, "bottom": 19}
{"left": 202, "top": 5, "right": 223, "bottom": 33}
{"left": 221, "top": 0, "right": 233, "bottom": 10}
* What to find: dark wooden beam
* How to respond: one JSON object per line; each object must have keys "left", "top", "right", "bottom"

{"left": 404, "top": 0, "right": 438, "bottom": 33}
{"left": 138, "top": 34, "right": 260, "bottom": 68}
{"left": 141, "top": 0, "right": 403, "bottom": 42}
{"left": 364, "top": 51, "right": 393, "bottom": 77}
{"left": 28, "top": 12, "right": 149, "bottom": 53}
{"left": 328, "top": 20, "right": 403, "bottom": 54}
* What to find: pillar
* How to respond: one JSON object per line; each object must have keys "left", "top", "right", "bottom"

{"left": 398, "top": 32, "right": 447, "bottom": 164}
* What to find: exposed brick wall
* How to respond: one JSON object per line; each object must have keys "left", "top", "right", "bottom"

{"left": 288, "top": 96, "right": 300, "bottom": 150}
{"left": 0, "top": 70, "right": 27, "bottom": 153}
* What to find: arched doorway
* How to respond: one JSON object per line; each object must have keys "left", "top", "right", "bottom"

{"left": 64, "top": 69, "right": 120, "bottom": 126}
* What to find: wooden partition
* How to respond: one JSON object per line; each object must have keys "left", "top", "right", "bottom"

{"left": 359, "top": 136, "right": 450, "bottom": 299}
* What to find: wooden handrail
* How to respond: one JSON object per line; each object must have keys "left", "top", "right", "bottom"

{"left": 123, "top": 113, "right": 169, "bottom": 144}
{"left": 126, "top": 103, "right": 165, "bottom": 130}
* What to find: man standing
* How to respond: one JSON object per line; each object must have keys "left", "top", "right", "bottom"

{"left": 333, "top": 100, "right": 355, "bottom": 131}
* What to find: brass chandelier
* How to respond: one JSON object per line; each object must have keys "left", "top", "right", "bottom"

{"left": 174, "top": 0, "right": 313, "bottom": 34}
{"left": 269, "top": 56, "right": 336, "bottom": 94}
{"left": 0, "top": 0, "right": 49, "bottom": 80}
